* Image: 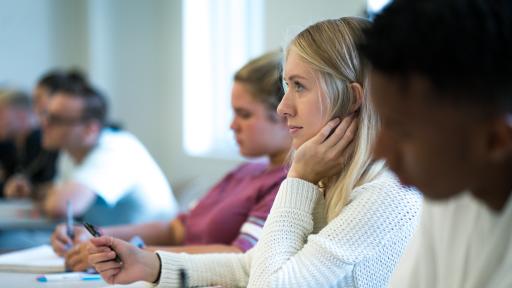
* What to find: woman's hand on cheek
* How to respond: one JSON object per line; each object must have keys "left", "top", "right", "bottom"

{"left": 288, "top": 115, "right": 358, "bottom": 183}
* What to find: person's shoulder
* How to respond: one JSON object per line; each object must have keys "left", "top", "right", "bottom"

{"left": 423, "top": 192, "right": 492, "bottom": 217}
{"left": 97, "top": 129, "right": 143, "bottom": 149}
{"left": 99, "top": 128, "right": 133, "bottom": 140}
{"left": 353, "top": 170, "right": 422, "bottom": 204}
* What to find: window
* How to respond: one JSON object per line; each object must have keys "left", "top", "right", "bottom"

{"left": 182, "top": 0, "right": 264, "bottom": 158}
{"left": 367, "top": 0, "right": 392, "bottom": 18}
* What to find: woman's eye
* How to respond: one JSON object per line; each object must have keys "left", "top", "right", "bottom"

{"left": 294, "top": 81, "right": 304, "bottom": 92}
{"left": 239, "top": 112, "right": 251, "bottom": 119}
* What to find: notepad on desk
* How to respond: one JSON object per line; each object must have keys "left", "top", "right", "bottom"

{"left": 0, "top": 245, "right": 64, "bottom": 273}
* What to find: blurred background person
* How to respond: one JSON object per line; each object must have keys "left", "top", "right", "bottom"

{"left": 2, "top": 70, "right": 87, "bottom": 200}
{"left": 34, "top": 79, "right": 179, "bottom": 225}
{"left": 0, "top": 88, "right": 57, "bottom": 198}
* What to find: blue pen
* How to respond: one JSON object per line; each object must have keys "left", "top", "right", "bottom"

{"left": 36, "top": 272, "right": 101, "bottom": 282}
{"left": 65, "top": 201, "right": 74, "bottom": 272}
{"left": 66, "top": 201, "right": 74, "bottom": 241}
{"left": 129, "top": 235, "right": 146, "bottom": 249}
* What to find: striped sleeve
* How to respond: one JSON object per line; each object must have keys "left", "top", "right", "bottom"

{"left": 232, "top": 186, "right": 279, "bottom": 252}
{"left": 233, "top": 216, "right": 266, "bottom": 251}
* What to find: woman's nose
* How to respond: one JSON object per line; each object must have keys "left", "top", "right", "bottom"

{"left": 277, "top": 91, "right": 294, "bottom": 118}
{"left": 230, "top": 117, "right": 238, "bottom": 131}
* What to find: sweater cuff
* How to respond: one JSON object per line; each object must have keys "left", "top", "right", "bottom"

{"left": 155, "top": 251, "right": 185, "bottom": 287}
{"left": 273, "top": 178, "right": 322, "bottom": 213}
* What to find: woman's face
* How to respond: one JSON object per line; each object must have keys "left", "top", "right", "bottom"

{"left": 230, "top": 81, "right": 291, "bottom": 158}
{"left": 277, "top": 49, "right": 330, "bottom": 149}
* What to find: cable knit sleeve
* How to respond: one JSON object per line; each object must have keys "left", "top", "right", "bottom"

{"left": 156, "top": 250, "right": 252, "bottom": 287}
{"left": 247, "top": 175, "right": 422, "bottom": 287}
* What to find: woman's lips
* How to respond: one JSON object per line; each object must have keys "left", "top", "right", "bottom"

{"left": 288, "top": 125, "right": 303, "bottom": 134}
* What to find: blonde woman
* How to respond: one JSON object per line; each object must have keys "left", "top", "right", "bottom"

{"left": 88, "top": 17, "right": 421, "bottom": 287}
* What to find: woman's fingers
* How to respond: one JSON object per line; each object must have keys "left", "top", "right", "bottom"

{"left": 51, "top": 225, "right": 72, "bottom": 255}
{"left": 52, "top": 239, "right": 69, "bottom": 257}
{"left": 66, "top": 245, "right": 80, "bottom": 258}
{"left": 68, "top": 254, "right": 88, "bottom": 271}
{"left": 312, "top": 118, "right": 341, "bottom": 144}
{"left": 323, "top": 115, "right": 355, "bottom": 147}
{"left": 90, "top": 236, "right": 113, "bottom": 248}
{"left": 87, "top": 245, "right": 112, "bottom": 256}
{"left": 93, "top": 256, "right": 122, "bottom": 273}
{"left": 71, "top": 260, "right": 89, "bottom": 272}
{"left": 67, "top": 250, "right": 85, "bottom": 270}
{"left": 89, "top": 250, "right": 117, "bottom": 266}
{"left": 332, "top": 117, "right": 358, "bottom": 152}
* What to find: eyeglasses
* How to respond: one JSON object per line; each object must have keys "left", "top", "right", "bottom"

{"left": 42, "top": 112, "right": 87, "bottom": 126}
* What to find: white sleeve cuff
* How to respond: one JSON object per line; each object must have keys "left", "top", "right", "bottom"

{"left": 272, "top": 178, "right": 322, "bottom": 214}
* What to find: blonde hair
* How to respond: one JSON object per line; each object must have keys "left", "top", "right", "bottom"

{"left": 234, "top": 50, "right": 284, "bottom": 118}
{"left": 288, "top": 17, "right": 385, "bottom": 222}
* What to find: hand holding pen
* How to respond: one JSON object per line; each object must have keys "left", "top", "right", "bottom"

{"left": 88, "top": 236, "right": 161, "bottom": 285}
{"left": 50, "top": 203, "right": 91, "bottom": 258}
{"left": 83, "top": 223, "right": 122, "bottom": 263}
{"left": 51, "top": 224, "right": 91, "bottom": 257}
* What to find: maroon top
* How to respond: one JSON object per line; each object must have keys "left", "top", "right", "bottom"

{"left": 178, "top": 162, "right": 287, "bottom": 252}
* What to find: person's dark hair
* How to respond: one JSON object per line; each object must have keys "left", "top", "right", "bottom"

{"left": 7, "top": 90, "right": 32, "bottom": 110}
{"left": 56, "top": 80, "right": 108, "bottom": 127}
{"left": 359, "top": 0, "right": 512, "bottom": 111}
{"left": 37, "top": 69, "right": 88, "bottom": 95}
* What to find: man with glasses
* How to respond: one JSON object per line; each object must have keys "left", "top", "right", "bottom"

{"left": 21, "top": 81, "right": 178, "bottom": 227}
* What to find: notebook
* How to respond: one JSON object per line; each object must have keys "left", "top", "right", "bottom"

{"left": 0, "top": 245, "right": 64, "bottom": 273}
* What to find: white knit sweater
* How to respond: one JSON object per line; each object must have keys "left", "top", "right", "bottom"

{"left": 155, "top": 172, "right": 422, "bottom": 287}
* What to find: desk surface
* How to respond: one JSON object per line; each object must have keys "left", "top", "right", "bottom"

{"left": 0, "top": 199, "right": 58, "bottom": 230}
{"left": 0, "top": 272, "right": 154, "bottom": 288}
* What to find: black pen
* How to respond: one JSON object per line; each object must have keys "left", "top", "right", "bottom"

{"left": 179, "top": 268, "right": 188, "bottom": 288}
{"left": 83, "top": 222, "right": 122, "bottom": 263}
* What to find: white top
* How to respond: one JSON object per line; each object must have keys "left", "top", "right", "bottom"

{"left": 156, "top": 172, "right": 422, "bottom": 287}
{"left": 57, "top": 129, "right": 178, "bottom": 225}
{"left": 390, "top": 192, "right": 512, "bottom": 288}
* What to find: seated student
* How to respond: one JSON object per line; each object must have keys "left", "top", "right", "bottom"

{"left": 18, "top": 79, "right": 179, "bottom": 225}
{"left": 0, "top": 89, "right": 58, "bottom": 198}
{"left": 88, "top": 17, "right": 422, "bottom": 287}
{"left": 2, "top": 70, "right": 85, "bottom": 199}
{"left": 51, "top": 51, "right": 292, "bottom": 271}
{"left": 360, "top": 0, "right": 512, "bottom": 287}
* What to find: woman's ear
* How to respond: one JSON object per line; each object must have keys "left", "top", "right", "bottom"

{"left": 349, "top": 82, "right": 364, "bottom": 113}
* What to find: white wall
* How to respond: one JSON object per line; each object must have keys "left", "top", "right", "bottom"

{"left": 265, "top": 0, "right": 366, "bottom": 50}
{"left": 0, "top": 0, "right": 366, "bottom": 201}
{"left": 0, "top": 0, "right": 88, "bottom": 90}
